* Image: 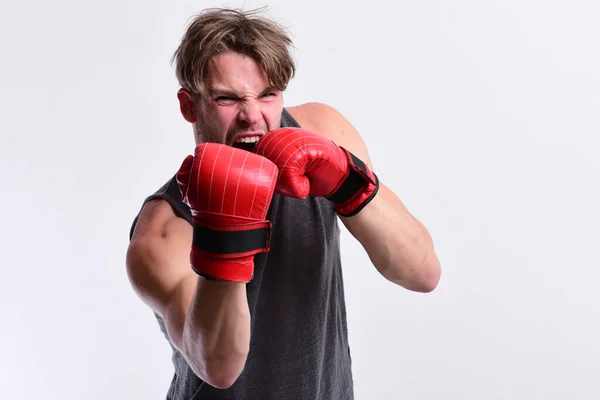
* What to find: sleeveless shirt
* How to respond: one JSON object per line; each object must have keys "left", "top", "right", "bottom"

{"left": 129, "top": 109, "right": 354, "bottom": 399}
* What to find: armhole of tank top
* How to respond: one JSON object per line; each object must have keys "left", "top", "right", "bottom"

{"left": 153, "top": 176, "right": 193, "bottom": 224}
{"left": 282, "top": 108, "right": 301, "bottom": 128}
{"left": 129, "top": 176, "right": 192, "bottom": 240}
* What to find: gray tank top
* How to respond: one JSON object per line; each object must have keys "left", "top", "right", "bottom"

{"left": 129, "top": 109, "right": 353, "bottom": 399}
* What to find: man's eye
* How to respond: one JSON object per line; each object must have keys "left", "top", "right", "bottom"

{"left": 215, "top": 96, "right": 237, "bottom": 105}
{"left": 260, "top": 92, "right": 277, "bottom": 99}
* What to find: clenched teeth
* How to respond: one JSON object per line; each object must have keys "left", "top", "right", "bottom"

{"left": 235, "top": 136, "right": 261, "bottom": 144}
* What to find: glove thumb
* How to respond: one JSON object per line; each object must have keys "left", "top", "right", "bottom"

{"left": 176, "top": 154, "right": 194, "bottom": 204}
{"left": 276, "top": 166, "right": 311, "bottom": 199}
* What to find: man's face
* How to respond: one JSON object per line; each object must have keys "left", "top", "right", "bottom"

{"left": 180, "top": 50, "right": 284, "bottom": 151}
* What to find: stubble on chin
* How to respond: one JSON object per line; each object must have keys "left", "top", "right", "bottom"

{"left": 193, "top": 121, "right": 224, "bottom": 145}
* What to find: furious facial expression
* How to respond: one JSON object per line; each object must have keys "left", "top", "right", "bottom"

{"left": 178, "top": 50, "right": 284, "bottom": 152}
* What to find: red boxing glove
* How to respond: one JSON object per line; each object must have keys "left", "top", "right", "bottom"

{"left": 176, "top": 143, "right": 279, "bottom": 282}
{"left": 254, "top": 127, "right": 379, "bottom": 217}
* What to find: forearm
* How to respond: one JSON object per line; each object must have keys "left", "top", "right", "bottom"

{"left": 342, "top": 182, "right": 441, "bottom": 292}
{"left": 183, "top": 279, "right": 250, "bottom": 388}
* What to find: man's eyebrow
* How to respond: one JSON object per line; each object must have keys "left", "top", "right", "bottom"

{"left": 259, "top": 86, "right": 278, "bottom": 96}
{"left": 206, "top": 86, "right": 278, "bottom": 97}
{"left": 207, "top": 88, "right": 240, "bottom": 97}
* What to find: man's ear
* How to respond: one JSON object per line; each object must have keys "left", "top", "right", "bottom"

{"left": 177, "top": 88, "right": 198, "bottom": 123}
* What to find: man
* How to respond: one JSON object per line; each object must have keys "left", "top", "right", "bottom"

{"left": 126, "top": 7, "right": 441, "bottom": 400}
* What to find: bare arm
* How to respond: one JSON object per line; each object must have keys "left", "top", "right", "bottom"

{"left": 341, "top": 182, "right": 441, "bottom": 292}
{"left": 126, "top": 199, "right": 250, "bottom": 388}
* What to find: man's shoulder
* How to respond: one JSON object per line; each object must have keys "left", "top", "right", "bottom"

{"left": 129, "top": 175, "right": 193, "bottom": 241}
{"left": 286, "top": 102, "right": 342, "bottom": 131}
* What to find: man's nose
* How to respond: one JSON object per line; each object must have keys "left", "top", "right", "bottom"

{"left": 238, "top": 99, "right": 262, "bottom": 125}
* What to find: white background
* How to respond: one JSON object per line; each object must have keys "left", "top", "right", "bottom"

{"left": 1, "top": 0, "right": 599, "bottom": 399}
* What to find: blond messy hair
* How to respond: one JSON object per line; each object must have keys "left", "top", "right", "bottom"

{"left": 171, "top": 7, "right": 296, "bottom": 95}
